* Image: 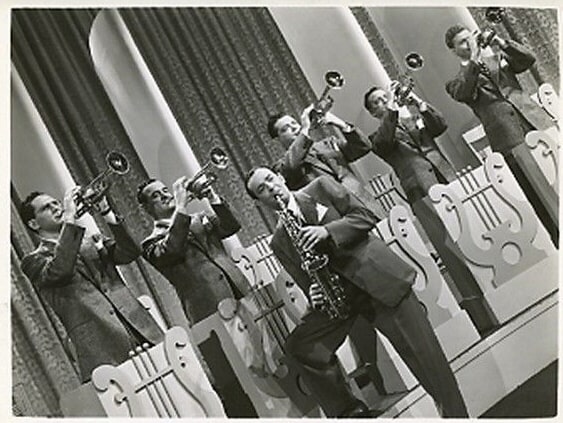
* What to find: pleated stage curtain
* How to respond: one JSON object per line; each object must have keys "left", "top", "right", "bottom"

{"left": 118, "top": 7, "right": 317, "bottom": 242}
{"left": 350, "top": 7, "right": 402, "bottom": 79}
{"left": 11, "top": 9, "right": 190, "bottom": 415}
{"left": 469, "top": 7, "right": 559, "bottom": 93}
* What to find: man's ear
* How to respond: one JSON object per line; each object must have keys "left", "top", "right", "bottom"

{"left": 27, "top": 218, "right": 39, "bottom": 233}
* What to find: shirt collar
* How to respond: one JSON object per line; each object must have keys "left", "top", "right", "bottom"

{"left": 153, "top": 217, "right": 172, "bottom": 236}
{"left": 286, "top": 194, "right": 305, "bottom": 222}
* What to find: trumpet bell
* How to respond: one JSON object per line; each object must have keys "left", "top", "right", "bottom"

{"left": 405, "top": 52, "right": 424, "bottom": 71}
{"left": 209, "top": 147, "right": 228, "bottom": 170}
{"left": 485, "top": 7, "right": 505, "bottom": 24}
{"left": 325, "top": 71, "right": 344, "bottom": 89}
{"left": 106, "top": 151, "right": 129, "bottom": 175}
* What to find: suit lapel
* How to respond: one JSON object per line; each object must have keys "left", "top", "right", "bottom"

{"left": 40, "top": 239, "right": 99, "bottom": 283}
{"left": 295, "top": 192, "right": 318, "bottom": 225}
{"left": 480, "top": 55, "right": 503, "bottom": 95}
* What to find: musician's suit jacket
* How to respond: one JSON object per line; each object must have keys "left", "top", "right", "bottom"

{"left": 446, "top": 40, "right": 553, "bottom": 153}
{"left": 270, "top": 176, "right": 415, "bottom": 308}
{"left": 142, "top": 202, "right": 251, "bottom": 324}
{"left": 369, "top": 105, "right": 456, "bottom": 203}
{"left": 21, "top": 221, "right": 164, "bottom": 382}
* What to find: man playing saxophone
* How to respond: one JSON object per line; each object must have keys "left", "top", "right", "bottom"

{"left": 244, "top": 167, "right": 468, "bottom": 418}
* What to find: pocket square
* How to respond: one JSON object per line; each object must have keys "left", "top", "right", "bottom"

{"left": 316, "top": 203, "right": 328, "bottom": 221}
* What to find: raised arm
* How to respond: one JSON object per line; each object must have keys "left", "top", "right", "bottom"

{"left": 369, "top": 109, "right": 400, "bottom": 155}
{"left": 420, "top": 103, "right": 448, "bottom": 137}
{"left": 332, "top": 124, "right": 371, "bottom": 162}
{"left": 445, "top": 62, "right": 481, "bottom": 104}
{"left": 500, "top": 39, "right": 536, "bottom": 73}
{"left": 142, "top": 211, "right": 191, "bottom": 268}
{"left": 21, "top": 223, "right": 84, "bottom": 289}
{"left": 207, "top": 197, "right": 242, "bottom": 239}
{"left": 104, "top": 219, "right": 142, "bottom": 265}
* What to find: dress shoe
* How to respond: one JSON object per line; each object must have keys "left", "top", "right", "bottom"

{"left": 340, "top": 401, "right": 385, "bottom": 418}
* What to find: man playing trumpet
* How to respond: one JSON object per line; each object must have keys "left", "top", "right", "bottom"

{"left": 137, "top": 174, "right": 256, "bottom": 417}
{"left": 444, "top": 23, "right": 558, "bottom": 246}
{"left": 20, "top": 187, "right": 164, "bottom": 383}
{"left": 363, "top": 83, "right": 495, "bottom": 334}
{"left": 268, "top": 105, "right": 384, "bottom": 218}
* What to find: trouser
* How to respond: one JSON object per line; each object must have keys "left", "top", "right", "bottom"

{"left": 284, "top": 287, "right": 469, "bottom": 417}
{"left": 504, "top": 144, "right": 559, "bottom": 247}
{"left": 198, "top": 333, "right": 258, "bottom": 417}
{"left": 411, "top": 197, "right": 498, "bottom": 334}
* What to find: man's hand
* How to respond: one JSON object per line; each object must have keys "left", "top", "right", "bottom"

{"left": 63, "top": 186, "right": 81, "bottom": 225}
{"left": 308, "top": 283, "right": 326, "bottom": 309}
{"left": 202, "top": 186, "right": 222, "bottom": 204}
{"left": 300, "top": 104, "right": 315, "bottom": 137}
{"left": 490, "top": 34, "right": 507, "bottom": 49}
{"left": 298, "top": 225, "right": 329, "bottom": 252}
{"left": 173, "top": 176, "right": 191, "bottom": 215}
{"left": 407, "top": 92, "right": 428, "bottom": 112}
{"left": 90, "top": 195, "right": 118, "bottom": 223}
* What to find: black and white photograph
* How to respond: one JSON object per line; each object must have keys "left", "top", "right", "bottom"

{"left": 6, "top": 1, "right": 560, "bottom": 419}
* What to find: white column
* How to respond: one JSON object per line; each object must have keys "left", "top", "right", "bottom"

{"left": 269, "top": 6, "right": 392, "bottom": 183}
{"left": 89, "top": 9, "right": 241, "bottom": 249}
{"left": 11, "top": 65, "right": 97, "bottom": 234}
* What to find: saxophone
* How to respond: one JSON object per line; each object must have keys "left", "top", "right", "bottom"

{"left": 275, "top": 195, "right": 349, "bottom": 320}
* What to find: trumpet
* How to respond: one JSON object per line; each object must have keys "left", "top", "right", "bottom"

{"left": 184, "top": 147, "right": 229, "bottom": 200}
{"left": 74, "top": 151, "right": 130, "bottom": 218}
{"left": 309, "top": 71, "right": 345, "bottom": 125}
{"left": 474, "top": 7, "right": 505, "bottom": 48}
{"left": 390, "top": 52, "right": 424, "bottom": 107}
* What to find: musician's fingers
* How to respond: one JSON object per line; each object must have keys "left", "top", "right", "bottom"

{"left": 298, "top": 228, "right": 316, "bottom": 251}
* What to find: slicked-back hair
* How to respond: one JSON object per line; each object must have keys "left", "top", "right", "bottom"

{"left": 244, "top": 165, "right": 276, "bottom": 199}
{"left": 137, "top": 178, "right": 157, "bottom": 205}
{"left": 445, "top": 24, "right": 467, "bottom": 49}
{"left": 267, "top": 113, "right": 285, "bottom": 139}
{"left": 363, "top": 86, "right": 383, "bottom": 112}
{"left": 20, "top": 191, "right": 44, "bottom": 231}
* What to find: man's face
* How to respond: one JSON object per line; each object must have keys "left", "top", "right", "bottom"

{"left": 451, "top": 29, "right": 473, "bottom": 61}
{"left": 29, "top": 194, "right": 64, "bottom": 233}
{"left": 366, "top": 89, "right": 389, "bottom": 119}
{"left": 141, "top": 180, "right": 175, "bottom": 219}
{"left": 273, "top": 115, "right": 301, "bottom": 146}
{"left": 247, "top": 168, "right": 290, "bottom": 210}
